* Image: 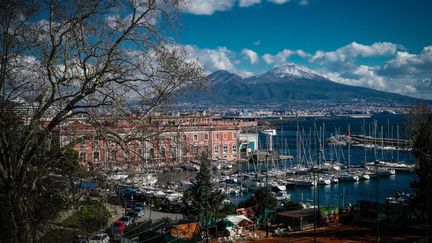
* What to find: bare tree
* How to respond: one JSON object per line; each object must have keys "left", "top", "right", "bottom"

{"left": 408, "top": 104, "right": 432, "bottom": 240}
{"left": 0, "top": 0, "right": 204, "bottom": 242}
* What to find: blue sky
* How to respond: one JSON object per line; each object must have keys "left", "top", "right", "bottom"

{"left": 176, "top": 0, "right": 432, "bottom": 99}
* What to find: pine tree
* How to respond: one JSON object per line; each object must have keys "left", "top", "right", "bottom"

{"left": 182, "top": 154, "right": 226, "bottom": 222}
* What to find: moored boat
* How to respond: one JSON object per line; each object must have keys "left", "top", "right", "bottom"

{"left": 318, "top": 178, "right": 331, "bottom": 185}
{"left": 275, "top": 191, "right": 291, "bottom": 201}
{"left": 338, "top": 174, "right": 359, "bottom": 182}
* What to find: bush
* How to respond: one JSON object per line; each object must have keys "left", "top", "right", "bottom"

{"left": 61, "top": 200, "right": 111, "bottom": 235}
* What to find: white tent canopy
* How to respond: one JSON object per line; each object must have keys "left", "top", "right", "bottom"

{"left": 224, "top": 215, "right": 253, "bottom": 225}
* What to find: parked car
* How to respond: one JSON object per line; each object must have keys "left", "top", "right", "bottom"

{"left": 126, "top": 210, "right": 139, "bottom": 220}
{"left": 113, "top": 220, "right": 126, "bottom": 234}
{"left": 135, "top": 202, "right": 144, "bottom": 208}
{"left": 134, "top": 206, "right": 144, "bottom": 217}
{"left": 88, "top": 233, "right": 110, "bottom": 243}
{"left": 119, "top": 216, "right": 132, "bottom": 226}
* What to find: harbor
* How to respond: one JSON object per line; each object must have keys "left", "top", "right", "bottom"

{"left": 103, "top": 114, "right": 417, "bottom": 212}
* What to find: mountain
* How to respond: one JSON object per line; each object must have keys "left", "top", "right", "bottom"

{"left": 263, "top": 63, "right": 324, "bottom": 80}
{"left": 176, "top": 63, "right": 425, "bottom": 108}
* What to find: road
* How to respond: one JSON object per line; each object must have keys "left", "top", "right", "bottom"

{"left": 135, "top": 207, "right": 183, "bottom": 222}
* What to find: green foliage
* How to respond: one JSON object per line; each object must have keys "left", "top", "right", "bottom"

{"left": 41, "top": 228, "right": 81, "bottom": 243}
{"left": 182, "top": 154, "right": 226, "bottom": 222}
{"left": 61, "top": 200, "right": 111, "bottom": 235}
{"left": 0, "top": 109, "right": 85, "bottom": 242}
{"left": 238, "top": 187, "right": 277, "bottom": 218}
{"left": 214, "top": 203, "right": 237, "bottom": 220}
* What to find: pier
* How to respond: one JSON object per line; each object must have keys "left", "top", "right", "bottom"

{"left": 327, "top": 134, "right": 412, "bottom": 150}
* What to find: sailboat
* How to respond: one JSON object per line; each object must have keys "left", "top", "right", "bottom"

{"left": 339, "top": 124, "right": 360, "bottom": 182}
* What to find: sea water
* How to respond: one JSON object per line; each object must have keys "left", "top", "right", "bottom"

{"left": 229, "top": 114, "right": 417, "bottom": 206}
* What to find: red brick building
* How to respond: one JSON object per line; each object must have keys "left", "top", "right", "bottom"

{"left": 57, "top": 115, "right": 256, "bottom": 170}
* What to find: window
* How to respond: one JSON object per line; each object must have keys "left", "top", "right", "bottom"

{"left": 182, "top": 134, "right": 187, "bottom": 141}
{"left": 232, "top": 132, "right": 237, "bottom": 139}
{"left": 214, "top": 144, "right": 219, "bottom": 154}
{"left": 149, "top": 148, "right": 155, "bottom": 159}
{"left": 182, "top": 145, "right": 188, "bottom": 156}
{"left": 136, "top": 148, "right": 142, "bottom": 157}
{"left": 66, "top": 136, "right": 72, "bottom": 145}
{"left": 79, "top": 137, "right": 86, "bottom": 147}
{"left": 110, "top": 149, "right": 117, "bottom": 160}
{"left": 193, "top": 134, "right": 198, "bottom": 141}
{"left": 160, "top": 147, "right": 166, "bottom": 158}
{"left": 205, "top": 134, "right": 209, "bottom": 140}
{"left": 193, "top": 146, "right": 198, "bottom": 155}
{"left": 93, "top": 137, "right": 99, "bottom": 147}
{"left": 215, "top": 133, "right": 219, "bottom": 140}
{"left": 223, "top": 144, "right": 228, "bottom": 154}
{"left": 232, "top": 144, "right": 237, "bottom": 153}
{"left": 79, "top": 152, "right": 86, "bottom": 161}
{"left": 93, "top": 151, "right": 100, "bottom": 162}
{"left": 170, "top": 146, "right": 176, "bottom": 158}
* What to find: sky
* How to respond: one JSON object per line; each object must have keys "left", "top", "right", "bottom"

{"left": 175, "top": 0, "right": 432, "bottom": 99}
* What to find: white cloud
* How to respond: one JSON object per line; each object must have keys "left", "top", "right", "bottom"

{"left": 262, "top": 49, "right": 309, "bottom": 64}
{"left": 183, "top": 0, "right": 309, "bottom": 15}
{"left": 268, "top": 0, "right": 311, "bottom": 5}
{"left": 318, "top": 65, "right": 387, "bottom": 92}
{"left": 351, "top": 65, "right": 386, "bottom": 89}
{"left": 241, "top": 49, "right": 259, "bottom": 64}
{"left": 311, "top": 42, "right": 400, "bottom": 65}
{"left": 186, "top": 45, "right": 235, "bottom": 71}
{"left": 183, "top": 45, "right": 253, "bottom": 77}
{"left": 263, "top": 42, "right": 431, "bottom": 99}
{"left": 183, "top": 0, "right": 236, "bottom": 15}
{"left": 239, "top": 0, "right": 262, "bottom": 7}
{"left": 305, "top": 42, "right": 432, "bottom": 99}
{"left": 268, "top": 0, "right": 290, "bottom": 4}
{"left": 379, "top": 46, "right": 432, "bottom": 77}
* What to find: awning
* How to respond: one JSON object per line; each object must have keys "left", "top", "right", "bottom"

{"left": 171, "top": 223, "right": 201, "bottom": 240}
{"left": 224, "top": 215, "right": 253, "bottom": 225}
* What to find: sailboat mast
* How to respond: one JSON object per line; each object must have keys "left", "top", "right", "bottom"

{"left": 348, "top": 124, "right": 351, "bottom": 172}
{"left": 397, "top": 124, "right": 400, "bottom": 163}
{"left": 297, "top": 122, "right": 300, "bottom": 168}
{"left": 363, "top": 119, "right": 367, "bottom": 167}
{"left": 381, "top": 126, "right": 384, "bottom": 160}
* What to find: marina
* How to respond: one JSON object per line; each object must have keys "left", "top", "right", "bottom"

{"left": 105, "top": 114, "right": 417, "bottom": 212}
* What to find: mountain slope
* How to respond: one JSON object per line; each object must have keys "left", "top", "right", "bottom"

{"left": 176, "top": 63, "right": 425, "bottom": 107}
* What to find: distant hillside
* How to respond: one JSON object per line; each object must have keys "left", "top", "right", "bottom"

{"left": 176, "top": 63, "right": 425, "bottom": 108}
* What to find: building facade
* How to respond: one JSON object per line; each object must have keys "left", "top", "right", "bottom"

{"left": 57, "top": 115, "right": 257, "bottom": 171}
